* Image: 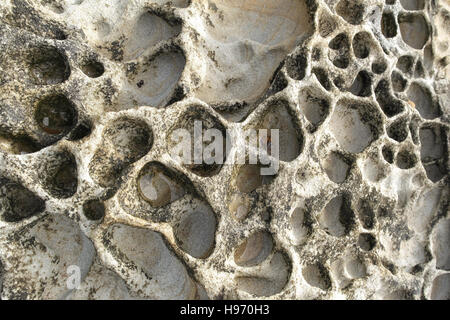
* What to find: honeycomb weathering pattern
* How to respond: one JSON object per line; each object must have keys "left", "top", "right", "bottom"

{"left": 0, "top": 0, "right": 448, "bottom": 300}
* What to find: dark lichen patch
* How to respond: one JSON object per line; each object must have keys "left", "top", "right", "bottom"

{"left": 35, "top": 94, "right": 77, "bottom": 136}
{"left": 0, "top": 177, "right": 45, "bottom": 222}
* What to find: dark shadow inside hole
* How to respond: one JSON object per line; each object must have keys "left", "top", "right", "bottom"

{"left": 35, "top": 94, "right": 78, "bottom": 136}
{"left": 80, "top": 59, "right": 105, "bottom": 78}
{"left": 27, "top": 46, "right": 70, "bottom": 85}
{"left": 83, "top": 199, "right": 105, "bottom": 221}
{"left": 353, "top": 32, "right": 371, "bottom": 59}
{"left": 381, "top": 12, "right": 398, "bottom": 38}
{"left": 396, "top": 149, "right": 417, "bottom": 169}
{"left": 349, "top": 71, "right": 372, "bottom": 97}
{"left": 312, "top": 68, "right": 332, "bottom": 91}
{"left": 382, "top": 145, "right": 395, "bottom": 164}
{"left": 388, "top": 119, "right": 409, "bottom": 142}
{"left": 391, "top": 71, "right": 407, "bottom": 92}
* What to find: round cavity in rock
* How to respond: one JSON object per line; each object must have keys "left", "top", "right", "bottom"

{"left": 323, "top": 152, "right": 350, "bottom": 183}
{"left": 289, "top": 208, "right": 310, "bottom": 245}
{"left": 336, "top": 0, "right": 365, "bottom": 25}
{"left": 298, "top": 88, "right": 330, "bottom": 128}
{"left": 44, "top": 152, "right": 78, "bottom": 198}
{"left": 83, "top": 199, "right": 105, "bottom": 221}
{"left": 391, "top": 71, "right": 407, "bottom": 92}
{"left": 80, "top": 59, "right": 104, "bottom": 78}
{"left": 357, "top": 200, "right": 376, "bottom": 230}
{"left": 329, "top": 102, "right": 375, "bottom": 154}
{"left": 0, "top": 179, "right": 45, "bottom": 222}
{"left": 398, "top": 13, "right": 429, "bottom": 49}
{"left": 372, "top": 61, "right": 387, "bottom": 74}
{"left": 388, "top": 118, "right": 409, "bottom": 142}
{"left": 349, "top": 71, "right": 372, "bottom": 97}
{"left": 407, "top": 83, "right": 439, "bottom": 120}
{"left": 174, "top": 207, "right": 216, "bottom": 259}
{"left": 430, "top": 274, "right": 450, "bottom": 300}
{"left": 286, "top": 52, "right": 307, "bottom": 81}
{"left": 375, "top": 79, "right": 405, "bottom": 117}
{"left": 397, "top": 56, "right": 415, "bottom": 74}
{"left": 302, "top": 263, "right": 332, "bottom": 291}
{"left": 382, "top": 145, "right": 395, "bottom": 164}
{"left": 137, "top": 164, "right": 186, "bottom": 208}
{"left": 235, "top": 252, "right": 290, "bottom": 297}
{"left": 35, "top": 94, "right": 77, "bottom": 135}
{"left": 381, "top": 12, "right": 398, "bottom": 38}
{"left": 358, "top": 233, "right": 377, "bottom": 251}
{"left": 318, "top": 195, "right": 354, "bottom": 237}
{"left": 329, "top": 33, "right": 350, "bottom": 69}
{"left": 396, "top": 149, "right": 417, "bottom": 169}
{"left": 28, "top": 46, "right": 70, "bottom": 85}
{"left": 344, "top": 257, "right": 367, "bottom": 279}
{"left": 312, "top": 68, "right": 332, "bottom": 91}
{"left": 234, "top": 231, "right": 273, "bottom": 267}
{"left": 353, "top": 32, "right": 371, "bottom": 59}
{"left": 229, "top": 194, "right": 249, "bottom": 221}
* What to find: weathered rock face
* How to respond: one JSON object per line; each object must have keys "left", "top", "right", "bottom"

{"left": 0, "top": 0, "right": 448, "bottom": 300}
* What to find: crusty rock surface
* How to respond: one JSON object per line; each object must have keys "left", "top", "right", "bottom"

{"left": 0, "top": 0, "right": 449, "bottom": 300}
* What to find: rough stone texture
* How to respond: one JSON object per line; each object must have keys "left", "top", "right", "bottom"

{"left": 0, "top": 0, "right": 449, "bottom": 300}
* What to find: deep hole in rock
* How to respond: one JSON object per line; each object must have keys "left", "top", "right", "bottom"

{"left": 257, "top": 99, "right": 303, "bottom": 162}
{"left": 382, "top": 145, "right": 395, "bottom": 164}
{"left": 391, "top": 71, "right": 407, "bottom": 92}
{"left": 349, "top": 71, "right": 372, "bottom": 97}
{"left": 329, "top": 33, "right": 350, "bottom": 69}
{"left": 27, "top": 46, "right": 70, "bottom": 85}
{"left": 388, "top": 118, "right": 409, "bottom": 142}
{"left": 407, "top": 82, "right": 440, "bottom": 119}
{"left": 168, "top": 107, "right": 227, "bottom": 177}
{"left": 396, "top": 149, "right": 417, "bottom": 169}
{"left": 312, "top": 68, "right": 332, "bottom": 91}
{"left": 336, "top": 0, "right": 365, "bottom": 25}
{"left": 80, "top": 59, "right": 104, "bottom": 78}
{"left": 35, "top": 94, "right": 78, "bottom": 136}
{"left": 43, "top": 151, "right": 78, "bottom": 198}
{"left": 0, "top": 178, "right": 45, "bottom": 222}
{"left": 137, "top": 162, "right": 186, "bottom": 208}
{"left": 372, "top": 61, "right": 387, "bottom": 74}
{"left": 397, "top": 56, "right": 415, "bottom": 74}
{"left": 423, "top": 163, "right": 446, "bottom": 183}
{"left": 381, "top": 12, "right": 398, "bottom": 38}
{"left": 0, "top": 133, "right": 42, "bottom": 155}
{"left": 298, "top": 88, "right": 330, "bottom": 128}
{"left": 83, "top": 199, "right": 105, "bottom": 221}
{"left": 353, "top": 32, "right": 371, "bottom": 59}
{"left": 322, "top": 152, "right": 350, "bottom": 183}
{"left": 358, "top": 233, "right": 377, "bottom": 251}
